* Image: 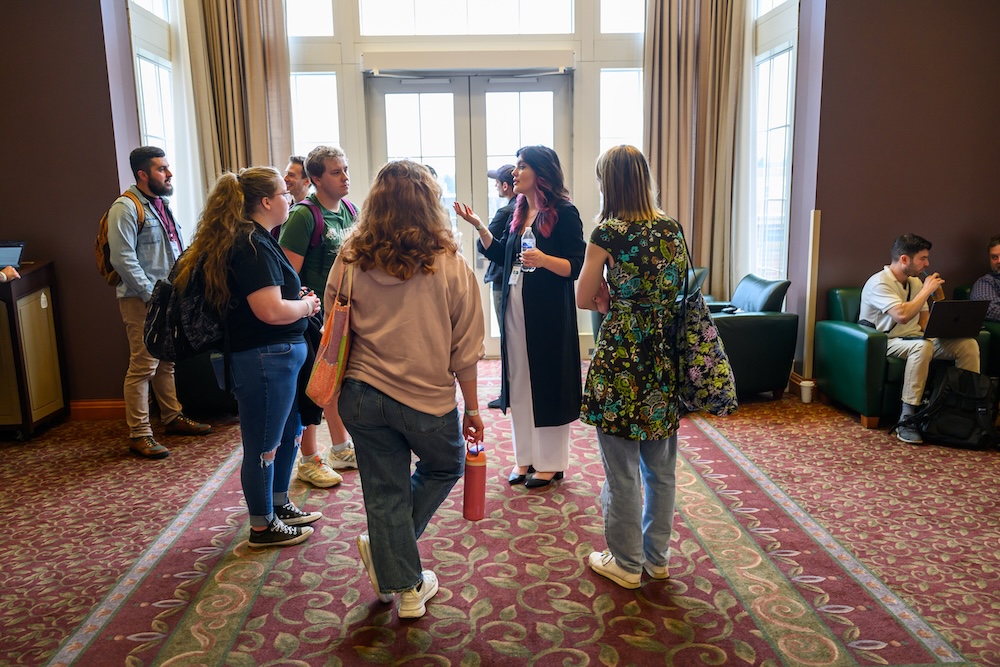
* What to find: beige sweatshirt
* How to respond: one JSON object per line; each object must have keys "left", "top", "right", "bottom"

{"left": 325, "top": 250, "right": 485, "bottom": 416}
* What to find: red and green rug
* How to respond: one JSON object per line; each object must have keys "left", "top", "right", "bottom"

{"left": 3, "top": 362, "right": 997, "bottom": 666}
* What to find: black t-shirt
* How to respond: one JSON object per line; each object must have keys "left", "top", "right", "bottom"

{"left": 226, "top": 224, "right": 307, "bottom": 352}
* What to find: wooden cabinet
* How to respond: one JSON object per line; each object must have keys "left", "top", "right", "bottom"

{"left": 0, "top": 262, "right": 68, "bottom": 438}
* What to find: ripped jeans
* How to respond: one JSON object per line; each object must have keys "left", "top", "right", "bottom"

{"left": 213, "top": 341, "right": 306, "bottom": 527}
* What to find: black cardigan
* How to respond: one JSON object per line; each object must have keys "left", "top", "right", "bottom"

{"left": 478, "top": 200, "right": 587, "bottom": 427}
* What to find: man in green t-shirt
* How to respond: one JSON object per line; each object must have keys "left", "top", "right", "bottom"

{"left": 279, "top": 145, "right": 358, "bottom": 487}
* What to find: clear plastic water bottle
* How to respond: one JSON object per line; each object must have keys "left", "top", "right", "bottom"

{"left": 521, "top": 226, "right": 536, "bottom": 272}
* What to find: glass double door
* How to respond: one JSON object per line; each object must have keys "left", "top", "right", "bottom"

{"left": 367, "top": 73, "right": 571, "bottom": 356}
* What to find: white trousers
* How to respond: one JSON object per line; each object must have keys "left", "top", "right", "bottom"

{"left": 505, "top": 277, "right": 570, "bottom": 473}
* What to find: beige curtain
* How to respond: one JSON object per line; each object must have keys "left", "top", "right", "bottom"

{"left": 184, "top": 0, "right": 292, "bottom": 192}
{"left": 644, "top": 0, "right": 745, "bottom": 299}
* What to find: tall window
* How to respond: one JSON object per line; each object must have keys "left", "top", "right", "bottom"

{"left": 735, "top": 0, "right": 797, "bottom": 281}
{"left": 599, "top": 69, "right": 643, "bottom": 152}
{"left": 290, "top": 73, "right": 341, "bottom": 157}
{"left": 286, "top": 0, "right": 334, "bottom": 36}
{"left": 359, "top": 0, "right": 573, "bottom": 35}
{"left": 752, "top": 47, "right": 793, "bottom": 279}
{"left": 135, "top": 55, "right": 175, "bottom": 159}
{"left": 131, "top": 0, "right": 168, "bottom": 20}
{"left": 485, "top": 90, "right": 554, "bottom": 217}
{"left": 600, "top": 0, "right": 644, "bottom": 34}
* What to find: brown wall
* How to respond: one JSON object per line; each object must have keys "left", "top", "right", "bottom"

{"left": 0, "top": 1, "right": 140, "bottom": 401}
{"left": 788, "top": 0, "right": 1000, "bottom": 372}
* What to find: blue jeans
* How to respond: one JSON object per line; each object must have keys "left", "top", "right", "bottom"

{"left": 213, "top": 342, "right": 306, "bottom": 527}
{"left": 339, "top": 379, "right": 465, "bottom": 592}
{"left": 596, "top": 429, "right": 678, "bottom": 574}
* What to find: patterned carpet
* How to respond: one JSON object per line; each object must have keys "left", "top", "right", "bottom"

{"left": 1, "top": 360, "right": 998, "bottom": 666}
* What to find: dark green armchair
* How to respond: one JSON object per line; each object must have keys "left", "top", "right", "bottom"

{"left": 815, "top": 288, "right": 991, "bottom": 428}
{"left": 711, "top": 275, "right": 797, "bottom": 400}
{"left": 954, "top": 285, "right": 1000, "bottom": 377}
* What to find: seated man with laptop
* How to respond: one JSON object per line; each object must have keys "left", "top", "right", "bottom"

{"left": 0, "top": 240, "right": 25, "bottom": 283}
{"left": 859, "top": 233, "right": 981, "bottom": 443}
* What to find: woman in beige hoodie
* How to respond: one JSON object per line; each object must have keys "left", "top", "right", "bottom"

{"left": 326, "top": 160, "right": 485, "bottom": 620}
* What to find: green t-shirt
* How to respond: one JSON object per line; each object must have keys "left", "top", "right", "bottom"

{"left": 277, "top": 195, "right": 356, "bottom": 291}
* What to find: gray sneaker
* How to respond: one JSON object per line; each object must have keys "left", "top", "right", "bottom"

{"left": 895, "top": 423, "right": 923, "bottom": 444}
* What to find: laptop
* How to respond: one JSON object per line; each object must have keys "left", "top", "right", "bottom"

{"left": 922, "top": 299, "right": 988, "bottom": 339}
{"left": 0, "top": 241, "right": 25, "bottom": 269}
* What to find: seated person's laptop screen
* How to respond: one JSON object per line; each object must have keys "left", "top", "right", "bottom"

{"left": 922, "top": 299, "right": 988, "bottom": 339}
{"left": 0, "top": 241, "right": 25, "bottom": 269}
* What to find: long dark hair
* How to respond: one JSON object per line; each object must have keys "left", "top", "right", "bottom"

{"left": 510, "top": 145, "right": 570, "bottom": 239}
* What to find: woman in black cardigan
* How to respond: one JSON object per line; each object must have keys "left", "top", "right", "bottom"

{"left": 455, "top": 145, "right": 586, "bottom": 488}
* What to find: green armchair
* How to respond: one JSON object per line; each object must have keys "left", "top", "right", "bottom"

{"left": 814, "top": 288, "right": 991, "bottom": 428}
{"left": 711, "top": 275, "right": 797, "bottom": 400}
{"left": 954, "top": 285, "right": 1000, "bottom": 377}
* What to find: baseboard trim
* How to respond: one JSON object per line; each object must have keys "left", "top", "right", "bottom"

{"left": 70, "top": 400, "right": 125, "bottom": 421}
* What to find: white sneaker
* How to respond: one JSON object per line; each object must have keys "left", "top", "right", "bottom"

{"left": 397, "top": 570, "right": 439, "bottom": 619}
{"left": 327, "top": 443, "right": 358, "bottom": 470}
{"left": 588, "top": 551, "right": 641, "bottom": 589}
{"left": 297, "top": 456, "right": 343, "bottom": 488}
{"left": 357, "top": 534, "right": 393, "bottom": 603}
{"left": 643, "top": 562, "right": 670, "bottom": 580}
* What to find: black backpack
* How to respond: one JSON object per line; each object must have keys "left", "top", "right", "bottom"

{"left": 143, "top": 255, "right": 227, "bottom": 363}
{"left": 892, "top": 367, "right": 1000, "bottom": 450}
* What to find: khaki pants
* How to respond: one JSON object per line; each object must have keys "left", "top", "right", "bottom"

{"left": 118, "top": 297, "right": 182, "bottom": 437}
{"left": 886, "top": 336, "right": 980, "bottom": 406}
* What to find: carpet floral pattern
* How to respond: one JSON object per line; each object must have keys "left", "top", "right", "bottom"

{"left": 2, "top": 362, "right": 997, "bottom": 666}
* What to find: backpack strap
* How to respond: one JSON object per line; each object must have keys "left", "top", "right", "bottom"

{"left": 120, "top": 190, "right": 146, "bottom": 233}
{"left": 292, "top": 199, "right": 326, "bottom": 251}
{"left": 295, "top": 198, "right": 356, "bottom": 251}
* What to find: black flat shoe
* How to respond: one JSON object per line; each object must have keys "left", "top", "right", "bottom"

{"left": 524, "top": 471, "right": 564, "bottom": 488}
{"left": 508, "top": 472, "right": 527, "bottom": 485}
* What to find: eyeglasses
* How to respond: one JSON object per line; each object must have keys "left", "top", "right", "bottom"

{"left": 273, "top": 190, "right": 292, "bottom": 199}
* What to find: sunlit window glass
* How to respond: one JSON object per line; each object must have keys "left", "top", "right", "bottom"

{"left": 600, "top": 0, "right": 644, "bottom": 33}
{"left": 600, "top": 69, "right": 643, "bottom": 153}
{"left": 286, "top": 0, "right": 334, "bottom": 37}
{"left": 136, "top": 55, "right": 174, "bottom": 160}
{"left": 755, "top": 0, "right": 791, "bottom": 19}
{"left": 752, "top": 48, "right": 793, "bottom": 279}
{"left": 131, "top": 0, "right": 168, "bottom": 21}
{"left": 290, "top": 73, "right": 340, "bottom": 157}
{"left": 385, "top": 92, "right": 457, "bottom": 229}
{"left": 485, "top": 90, "right": 553, "bottom": 215}
{"left": 360, "top": 0, "right": 571, "bottom": 35}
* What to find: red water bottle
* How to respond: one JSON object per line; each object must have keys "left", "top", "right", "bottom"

{"left": 463, "top": 442, "right": 486, "bottom": 521}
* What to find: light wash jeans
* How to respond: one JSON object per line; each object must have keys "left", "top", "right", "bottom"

{"left": 213, "top": 342, "right": 305, "bottom": 527}
{"left": 339, "top": 379, "right": 465, "bottom": 593}
{"left": 596, "top": 430, "right": 678, "bottom": 574}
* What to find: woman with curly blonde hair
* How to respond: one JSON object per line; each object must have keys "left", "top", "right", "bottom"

{"left": 327, "top": 160, "right": 485, "bottom": 620}
{"left": 178, "top": 166, "right": 323, "bottom": 549}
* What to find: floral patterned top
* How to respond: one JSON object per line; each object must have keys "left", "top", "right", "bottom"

{"left": 581, "top": 217, "right": 686, "bottom": 440}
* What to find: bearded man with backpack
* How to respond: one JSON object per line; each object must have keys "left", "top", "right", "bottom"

{"left": 278, "top": 145, "right": 358, "bottom": 487}
{"left": 106, "top": 146, "right": 210, "bottom": 459}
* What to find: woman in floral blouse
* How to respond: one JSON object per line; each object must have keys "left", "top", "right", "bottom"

{"left": 577, "top": 145, "right": 686, "bottom": 589}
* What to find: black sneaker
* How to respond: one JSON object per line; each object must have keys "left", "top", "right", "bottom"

{"left": 248, "top": 518, "right": 313, "bottom": 548}
{"left": 274, "top": 502, "right": 322, "bottom": 526}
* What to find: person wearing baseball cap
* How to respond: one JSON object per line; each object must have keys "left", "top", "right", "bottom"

{"left": 483, "top": 165, "right": 516, "bottom": 409}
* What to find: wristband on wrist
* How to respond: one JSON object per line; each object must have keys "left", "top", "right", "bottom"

{"left": 0, "top": 272, "right": 7, "bottom": 283}
{"left": 465, "top": 408, "right": 479, "bottom": 417}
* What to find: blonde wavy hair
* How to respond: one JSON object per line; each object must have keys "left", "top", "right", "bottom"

{"left": 340, "top": 160, "right": 457, "bottom": 280}
{"left": 173, "top": 167, "right": 282, "bottom": 312}
{"left": 595, "top": 145, "right": 664, "bottom": 224}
